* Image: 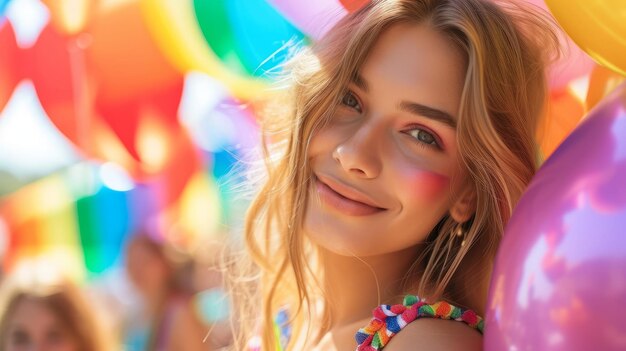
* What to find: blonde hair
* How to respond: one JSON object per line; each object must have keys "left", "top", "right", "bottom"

{"left": 228, "top": 0, "right": 559, "bottom": 349}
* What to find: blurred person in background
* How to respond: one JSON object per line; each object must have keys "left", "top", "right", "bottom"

{"left": 124, "top": 231, "right": 227, "bottom": 351}
{"left": 0, "top": 266, "right": 112, "bottom": 351}
{"left": 189, "top": 241, "right": 233, "bottom": 350}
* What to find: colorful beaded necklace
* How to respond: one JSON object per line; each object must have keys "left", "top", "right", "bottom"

{"left": 354, "top": 294, "right": 484, "bottom": 351}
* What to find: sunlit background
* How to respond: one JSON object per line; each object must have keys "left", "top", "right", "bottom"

{"left": 0, "top": 0, "right": 311, "bottom": 348}
{"left": 0, "top": 0, "right": 624, "bottom": 350}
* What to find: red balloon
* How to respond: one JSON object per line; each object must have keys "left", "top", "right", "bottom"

{"left": 95, "top": 78, "right": 184, "bottom": 162}
{"left": 27, "top": 24, "right": 84, "bottom": 145}
{"left": 339, "top": 0, "right": 370, "bottom": 13}
{"left": 94, "top": 78, "right": 200, "bottom": 203}
{"left": 10, "top": 0, "right": 197, "bottom": 206}
{"left": 24, "top": 27, "right": 196, "bottom": 204}
{"left": 0, "top": 22, "right": 21, "bottom": 115}
{"left": 153, "top": 123, "right": 202, "bottom": 207}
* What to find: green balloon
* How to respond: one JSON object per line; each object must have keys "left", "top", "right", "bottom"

{"left": 194, "top": 0, "right": 307, "bottom": 79}
{"left": 76, "top": 196, "right": 104, "bottom": 275}
{"left": 193, "top": 0, "right": 252, "bottom": 76}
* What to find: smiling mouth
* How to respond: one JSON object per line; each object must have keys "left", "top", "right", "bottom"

{"left": 314, "top": 176, "right": 386, "bottom": 216}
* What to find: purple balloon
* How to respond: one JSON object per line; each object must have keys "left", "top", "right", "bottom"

{"left": 266, "top": 0, "right": 347, "bottom": 40}
{"left": 485, "top": 82, "right": 626, "bottom": 351}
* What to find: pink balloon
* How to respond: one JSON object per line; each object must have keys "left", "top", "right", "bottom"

{"left": 266, "top": 0, "right": 347, "bottom": 40}
{"left": 521, "top": 0, "right": 594, "bottom": 88}
{"left": 548, "top": 40, "right": 595, "bottom": 89}
{"left": 485, "top": 83, "right": 626, "bottom": 350}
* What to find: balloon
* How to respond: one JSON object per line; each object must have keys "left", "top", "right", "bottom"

{"left": 0, "top": 21, "right": 20, "bottom": 114}
{"left": 547, "top": 39, "right": 594, "bottom": 90}
{"left": 0, "top": 175, "right": 86, "bottom": 281}
{"left": 76, "top": 182, "right": 130, "bottom": 275}
{"left": 179, "top": 73, "right": 260, "bottom": 154}
{"left": 87, "top": 0, "right": 182, "bottom": 104}
{"left": 134, "top": 113, "right": 201, "bottom": 206}
{"left": 0, "top": 0, "right": 10, "bottom": 17}
{"left": 40, "top": 0, "right": 94, "bottom": 35}
{"left": 339, "top": 0, "right": 370, "bottom": 13}
{"left": 27, "top": 24, "right": 81, "bottom": 144}
{"left": 266, "top": 0, "right": 347, "bottom": 40}
{"left": 178, "top": 73, "right": 260, "bottom": 222}
{"left": 586, "top": 65, "right": 625, "bottom": 111}
{"left": 196, "top": 0, "right": 306, "bottom": 78}
{"left": 25, "top": 14, "right": 197, "bottom": 199}
{"left": 536, "top": 89, "right": 585, "bottom": 158}
{"left": 485, "top": 82, "right": 626, "bottom": 350}
{"left": 94, "top": 78, "right": 184, "bottom": 162}
{"left": 27, "top": 23, "right": 157, "bottom": 173}
{"left": 165, "top": 171, "right": 221, "bottom": 251}
{"left": 95, "top": 80, "right": 201, "bottom": 206}
{"left": 518, "top": 0, "right": 594, "bottom": 89}
{"left": 193, "top": 0, "right": 247, "bottom": 76}
{"left": 141, "top": 0, "right": 268, "bottom": 100}
{"left": 545, "top": 0, "right": 626, "bottom": 77}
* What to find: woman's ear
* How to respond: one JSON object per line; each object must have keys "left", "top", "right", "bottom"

{"left": 450, "top": 185, "right": 476, "bottom": 223}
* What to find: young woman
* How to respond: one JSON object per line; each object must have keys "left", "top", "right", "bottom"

{"left": 229, "top": 0, "right": 559, "bottom": 349}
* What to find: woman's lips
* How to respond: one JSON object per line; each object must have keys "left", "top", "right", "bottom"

{"left": 315, "top": 177, "right": 386, "bottom": 216}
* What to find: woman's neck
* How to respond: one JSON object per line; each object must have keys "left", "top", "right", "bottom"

{"left": 319, "top": 245, "right": 424, "bottom": 329}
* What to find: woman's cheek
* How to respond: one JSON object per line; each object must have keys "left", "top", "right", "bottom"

{"left": 402, "top": 168, "right": 450, "bottom": 202}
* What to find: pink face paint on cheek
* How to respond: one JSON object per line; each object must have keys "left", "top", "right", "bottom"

{"left": 404, "top": 169, "right": 450, "bottom": 201}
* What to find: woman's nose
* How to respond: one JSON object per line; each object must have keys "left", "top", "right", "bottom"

{"left": 332, "top": 124, "right": 382, "bottom": 179}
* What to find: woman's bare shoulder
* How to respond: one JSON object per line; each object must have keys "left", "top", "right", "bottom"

{"left": 383, "top": 317, "right": 483, "bottom": 351}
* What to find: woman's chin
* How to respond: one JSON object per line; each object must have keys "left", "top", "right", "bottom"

{"left": 302, "top": 215, "right": 385, "bottom": 258}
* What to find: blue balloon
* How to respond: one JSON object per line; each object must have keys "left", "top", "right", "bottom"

{"left": 225, "top": 0, "right": 307, "bottom": 77}
{"left": 76, "top": 184, "right": 131, "bottom": 276}
{"left": 0, "top": 0, "right": 10, "bottom": 18}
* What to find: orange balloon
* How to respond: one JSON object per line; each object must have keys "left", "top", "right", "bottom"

{"left": 0, "top": 22, "right": 21, "bottom": 114}
{"left": 537, "top": 89, "right": 585, "bottom": 158}
{"left": 586, "top": 65, "right": 626, "bottom": 111}
{"left": 0, "top": 193, "right": 44, "bottom": 271}
{"left": 86, "top": 0, "right": 182, "bottom": 104}
{"left": 41, "top": 0, "right": 96, "bottom": 35}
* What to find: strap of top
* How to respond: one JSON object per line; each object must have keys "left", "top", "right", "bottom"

{"left": 354, "top": 295, "right": 484, "bottom": 351}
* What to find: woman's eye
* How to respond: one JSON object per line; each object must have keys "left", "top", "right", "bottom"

{"left": 408, "top": 128, "right": 439, "bottom": 148}
{"left": 341, "top": 91, "right": 361, "bottom": 112}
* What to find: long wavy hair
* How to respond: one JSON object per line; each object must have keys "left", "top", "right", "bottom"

{"left": 227, "top": 0, "right": 559, "bottom": 349}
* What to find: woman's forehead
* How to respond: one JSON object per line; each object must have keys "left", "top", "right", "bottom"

{"left": 358, "top": 23, "right": 466, "bottom": 116}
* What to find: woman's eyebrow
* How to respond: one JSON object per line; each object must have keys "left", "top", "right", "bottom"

{"left": 352, "top": 73, "right": 370, "bottom": 92}
{"left": 351, "top": 73, "right": 457, "bottom": 130}
{"left": 397, "top": 100, "right": 457, "bottom": 129}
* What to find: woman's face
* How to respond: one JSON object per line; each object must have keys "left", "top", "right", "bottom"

{"left": 4, "top": 298, "right": 79, "bottom": 351}
{"left": 304, "top": 23, "right": 473, "bottom": 257}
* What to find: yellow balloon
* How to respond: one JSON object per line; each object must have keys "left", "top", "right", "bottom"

{"left": 545, "top": 0, "right": 626, "bottom": 77}
{"left": 140, "top": 0, "right": 270, "bottom": 100}
{"left": 170, "top": 172, "right": 221, "bottom": 251}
